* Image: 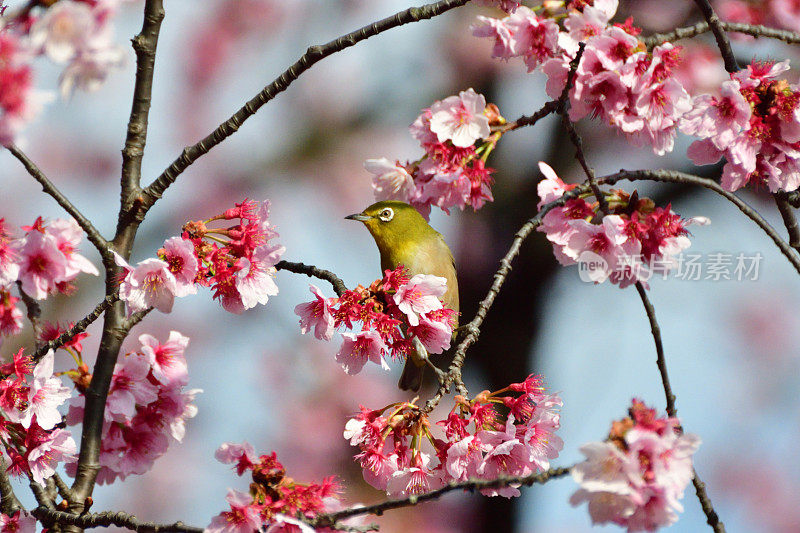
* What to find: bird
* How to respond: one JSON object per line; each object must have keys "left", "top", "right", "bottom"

{"left": 345, "top": 200, "right": 459, "bottom": 391}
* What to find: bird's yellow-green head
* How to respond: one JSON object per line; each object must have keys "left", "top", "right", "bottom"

{"left": 345, "top": 201, "right": 438, "bottom": 267}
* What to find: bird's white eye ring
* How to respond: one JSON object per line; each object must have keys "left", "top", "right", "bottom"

{"left": 378, "top": 208, "right": 394, "bottom": 222}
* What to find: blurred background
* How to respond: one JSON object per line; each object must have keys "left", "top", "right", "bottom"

{"left": 1, "top": 0, "right": 799, "bottom": 531}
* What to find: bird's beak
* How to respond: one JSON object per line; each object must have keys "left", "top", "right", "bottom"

{"left": 345, "top": 213, "right": 372, "bottom": 222}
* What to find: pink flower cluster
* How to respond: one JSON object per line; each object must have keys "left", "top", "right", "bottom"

{"left": 0, "top": 31, "right": 43, "bottom": 145}
{"left": 472, "top": 6, "right": 560, "bottom": 72}
{"left": 0, "top": 0, "right": 134, "bottom": 142}
{"left": 294, "top": 266, "right": 456, "bottom": 376}
{"left": 682, "top": 60, "right": 800, "bottom": 192}
{"left": 116, "top": 198, "right": 284, "bottom": 315}
{"left": 27, "top": 0, "right": 128, "bottom": 97}
{"left": 0, "top": 349, "right": 77, "bottom": 485}
{"left": 66, "top": 331, "right": 201, "bottom": 484}
{"left": 0, "top": 216, "right": 98, "bottom": 306}
{"left": 344, "top": 375, "right": 562, "bottom": 498}
{"left": 365, "top": 88, "right": 502, "bottom": 218}
{"left": 536, "top": 163, "right": 708, "bottom": 288}
{"left": 208, "top": 443, "right": 343, "bottom": 533}
{"left": 474, "top": 0, "right": 693, "bottom": 155}
{"left": 570, "top": 399, "right": 701, "bottom": 531}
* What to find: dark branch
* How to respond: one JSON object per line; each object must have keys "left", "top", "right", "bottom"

{"left": 0, "top": 457, "right": 21, "bottom": 515}
{"left": 276, "top": 260, "right": 347, "bottom": 297}
{"left": 691, "top": 0, "right": 739, "bottom": 72}
{"left": 692, "top": 471, "right": 727, "bottom": 532}
{"left": 32, "top": 507, "right": 203, "bottom": 533}
{"left": 15, "top": 282, "right": 43, "bottom": 345}
{"left": 312, "top": 466, "right": 573, "bottom": 528}
{"left": 139, "top": 0, "right": 472, "bottom": 215}
{"left": 643, "top": 21, "right": 800, "bottom": 48}
{"left": 31, "top": 294, "right": 119, "bottom": 364}
{"left": 773, "top": 192, "right": 800, "bottom": 250}
{"left": 119, "top": 0, "right": 165, "bottom": 205}
{"left": 7, "top": 144, "right": 110, "bottom": 259}
{"left": 634, "top": 283, "right": 675, "bottom": 417}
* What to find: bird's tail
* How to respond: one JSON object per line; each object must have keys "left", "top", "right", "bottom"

{"left": 398, "top": 337, "right": 428, "bottom": 391}
{"left": 398, "top": 358, "right": 424, "bottom": 392}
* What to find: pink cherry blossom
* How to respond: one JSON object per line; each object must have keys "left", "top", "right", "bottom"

{"left": 505, "top": 7, "right": 560, "bottom": 72}
{"left": 234, "top": 242, "right": 283, "bottom": 311}
{"left": 387, "top": 453, "right": 442, "bottom": 497}
{"left": 428, "top": 88, "right": 490, "bottom": 148}
{"left": 471, "top": 16, "right": 514, "bottom": 60}
{"left": 444, "top": 435, "right": 482, "bottom": 482}
{"left": 0, "top": 32, "right": 45, "bottom": 145}
{"left": 25, "top": 426, "right": 77, "bottom": 485}
{"left": 59, "top": 42, "right": 127, "bottom": 98}
{"left": 0, "top": 290, "right": 23, "bottom": 338}
{"left": 393, "top": 274, "right": 446, "bottom": 326}
{"left": 16, "top": 231, "right": 68, "bottom": 300}
{"left": 215, "top": 442, "right": 258, "bottom": 476}
{"left": 206, "top": 489, "right": 262, "bottom": 533}
{"left": 139, "top": 331, "right": 190, "bottom": 386}
{"left": 294, "top": 284, "right": 336, "bottom": 341}
{"left": 29, "top": 1, "right": 97, "bottom": 63}
{"left": 115, "top": 253, "right": 178, "bottom": 314}
{"left": 106, "top": 353, "right": 159, "bottom": 422}
{"left": 0, "top": 511, "right": 36, "bottom": 533}
{"left": 570, "top": 400, "right": 701, "bottom": 531}
{"left": 16, "top": 349, "right": 72, "bottom": 430}
{"left": 44, "top": 218, "right": 99, "bottom": 280}
{"left": 335, "top": 330, "right": 389, "bottom": 375}
{"left": 365, "top": 158, "right": 416, "bottom": 202}
{"left": 160, "top": 236, "right": 198, "bottom": 297}
{"left": 408, "top": 313, "right": 452, "bottom": 353}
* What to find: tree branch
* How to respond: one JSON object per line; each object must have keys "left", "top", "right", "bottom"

{"left": 119, "top": 0, "right": 165, "bottom": 207}
{"left": 690, "top": 0, "right": 739, "bottom": 73}
{"left": 312, "top": 466, "right": 573, "bottom": 528}
{"left": 643, "top": 21, "right": 800, "bottom": 48}
{"left": 692, "top": 471, "right": 727, "bottom": 532}
{"left": 7, "top": 144, "right": 110, "bottom": 259}
{"left": 138, "top": 0, "right": 472, "bottom": 216}
{"left": 773, "top": 192, "right": 800, "bottom": 250}
{"left": 276, "top": 260, "right": 347, "bottom": 297}
{"left": 31, "top": 294, "right": 119, "bottom": 364}
{"left": 0, "top": 457, "right": 21, "bottom": 516}
{"left": 633, "top": 283, "right": 675, "bottom": 417}
{"left": 32, "top": 507, "right": 203, "bottom": 533}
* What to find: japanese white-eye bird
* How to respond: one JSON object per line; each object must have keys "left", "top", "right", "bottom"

{"left": 346, "top": 200, "right": 459, "bottom": 391}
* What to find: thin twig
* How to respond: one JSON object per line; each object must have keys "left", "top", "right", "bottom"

{"left": 311, "top": 466, "right": 573, "bottom": 528}
{"left": 692, "top": 471, "right": 727, "bottom": 532}
{"left": 7, "top": 144, "right": 110, "bottom": 259}
{"left": 505, "top": 100, "right": 560, "bottom": 131}
{"left": 32, "top": 507, "right": 203, "bottom": 533}
{"left": 276, "top": 260, "right": 348, "bottom": 297}
{"left": 773, "top": 192, "right": 800, "bottom": 250}
{"left": 644, "top": 21, "right": 800, "bottom": 48}
{"left": 634, "top": 283, "right": 675, "bottom": 417}
{"left": 15, "top": 282, "right": 42, "bottom": 345}
{"left": 31, "top": 294, "right": 119, "bottom": 364}
{"left": 139, "top": 0, "right": 472, "bottom": 216}
{"left": 691, "top": 0, "right": 739, "bottom": 73}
